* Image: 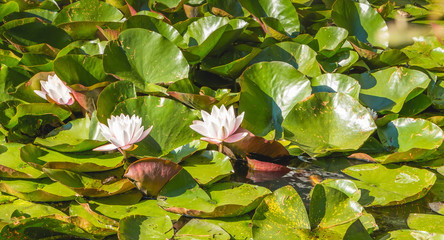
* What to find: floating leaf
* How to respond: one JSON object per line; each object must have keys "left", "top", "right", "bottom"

{"left": 20, "top": 144, "right": 123, "bottom": 172}
{"left": 124, "top": 158, "right": 182, "bottom": 196}
{"left": 118, "top": 215, "right": 174, "bottom": 240}
{"left": 53, "top": 54, "right": 109, "bottom": 86}
{"left": 314, "top": 26, "right": 349, "bottom": 58}
{"left": 407, "top": 213, "right": 444, "bottom": 234}
{"left": 377, "top": 118, "right": 443, "bottom": 153}
{"left": 158, "top": 170, "right": 271, "bottom": 218}
{"left": 175, "top": 219, "right": 230, "bottom": 240}
{"left": 332, "top": 0, "right": 389, "bottom": 48}
{"left": 0, "top": 178, "right": 76, "bottom": 202}
{"left": 379, "top": 230, "right": 444, "bottom": 240}
{"left": 311, "top": 73, "right": 361, "bottom": 99}
{"left": 353, "top": 67, "right": 431, "bottom": 113}
{"left": 343, "top": 164, "right": 436, "bottom": 207}
{"left": 201, "top": 215, "right": 253, "bottom": 240}
{"left": 0, "top": 143, "right": 44, "bottom": 179}
{"left": 96, "top": 80, "right": 136, "bottom": 123}
{"left": 181, "top": 150, "right": 233, "bottom": 186}
{"left": 42, "top": 168, "right": 134, "bottom": 197}
{"left": 239, "top": 62, "right": 311, "bottom": 137}
{"left": 283, "top": 92, "right": 376, "bottom": 157}
{"left": 250, "top": 42, "right": 321, "bottom": 77}
{"left": 103, "top": 29, "right": 189, "bottom": 90}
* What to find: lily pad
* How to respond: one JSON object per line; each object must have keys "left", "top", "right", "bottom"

{"left": 332, "top": 0, "right": 389, "bottom": 48}
{"left": 34, "top": 117, "right": 106, "bottom": 152}
{"left": 124, "top": 158, "right": 182, "bottom": 196}
{"left": 283, "top": 92, "right": 376, "bottom": 157}
{"left": 96, "top": 80, "right": 136, "bottom": 123}
{"left": 0, "top": 178, "right": 76, "bottom": 202}
{"left": 175, "top": 219, "right": 230, "bottom": 240}
{"left": 377, "top": 118, "right": 443, "bottom": 153}
{"left": 118, "top": 215, "right": 174, "bottom": 240}
{"left": 53, "top": 54, "right": 109, "bottom": 86}
{"left": 407, "top": 213, "right": 444, "bottom": 234}
{"left": 311, "top": 73, "right": 361, "bottom": 99}
{"left": 249, "top": 42, "right": 321, "bottom": 77}
{"left": 103, "top": 28, "right": 189, "bottom": 91}
{"left": 20, "top": 144, "right": 124, "bottom": 172}
{"left": 0, "top": 143, "right": 44, "bottom": 179}
{"left": 343, "top": 164, "right": 436, "bottom": 207}
{"left": 202, "top": 215, "right": 253, "bottom": 240}
{"left": 239, "top": 62, "right": 311, "bottom": 137}
{"left": 353, "top": 67, "right": 431, "bottom": 113}
{"left": 379, "top": 230, "right": 444, "bottom": 240}
{"left": 252, "top": 185, "right": 311, "bottom": 239}
{"left": 181, "top": 150, "right": 234, "bottom": 186}
{"left": 0, "top": 199, "right": 66, "bottom": 225}
{"left": 42, "top": 168, "right": 134, "bottom": 197}
{"left": 158, "top": 170, "right": 271, "bottom": 218}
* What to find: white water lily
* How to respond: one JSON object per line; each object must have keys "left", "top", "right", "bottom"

{"left": 93, "top": 114, "right": 153, "bottom": 153}
{"left": 190, "top": 105, "right": 248, "bottom": 144}
{"left": 34, "top": 74, "right": 75, "bottom": 105}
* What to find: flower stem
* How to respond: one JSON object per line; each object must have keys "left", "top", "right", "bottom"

{"left": 218, "top": 142, "right": 224, "bottom": 153}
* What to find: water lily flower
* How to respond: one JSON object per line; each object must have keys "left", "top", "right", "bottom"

{"left": 367, "top": 107, "right": 378, "bottom": 120}
{"left": 190, "top": 105, "right": 248, "bottom": 144}
{"left": 34, "top": 74, "right": 75, "bottom": 105}
{"left": 93, "top": 114, "right": 153, "bottom": 153}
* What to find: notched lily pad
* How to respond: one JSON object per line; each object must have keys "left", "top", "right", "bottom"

{"left": 0, "top": 143, "right": 44, "bottom": 179}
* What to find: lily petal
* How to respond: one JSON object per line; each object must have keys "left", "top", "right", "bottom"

{"left": 224, "top": 128, "right": 249, "bottom": 143}
{"left": 93, "top": 143, "right": 118, "bottom": 151}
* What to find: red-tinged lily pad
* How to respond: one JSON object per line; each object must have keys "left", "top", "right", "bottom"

{"left": 246, "top": 157, "right": 290, "bottom": 172}
{"left": 42, "top": 168, "right": 135, "bottom": 197}
{"left": 124, "top": 157, "right": 183, "bottom": 196}
{"left": 224, "top": 133, "right": 289, "bottom": 159}
{"left": 158, "top": 170, "right": 271, "bottom": 218}
{"left": 168, "top": 91, "right": 218, "bottom": 112}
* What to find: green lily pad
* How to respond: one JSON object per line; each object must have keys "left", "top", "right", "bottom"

{"left": 53, "top": 0, "right": 123, "bottom": 39}
{"left": 181, "top": 150, "right": 234, "bottom": 186}
{"left": 0, "top": 143, "right": 44, "bottom": 179}
{"left": 20, "top": 144, "right": 124, "bottom": 172}
{"left": 53, "top": 54, "right": 109, "bottom": 86}
{"left": 9, "top": 72, "right": 53, "bottom": 103}
{"left": 201, "top": 215, "right": 253, "bottom": 240}
{"left": 90, "top": 190, "right": 180, "bottom": 221}
{"left": 353, "top": 67, "right": 431, "bottom": 113}
{"left": 252, "top": 185, "right": 311, "bottom": 239}
{"left": 158, "top": 170, "right": 271, "bottom": 218}
{"left": 162, "top": 140, "right": 208, "bottom": 163}
{"left": 96, "top": 80, "right": 136, "bottom": 123}
{"left": 122, "top": 15, "right": 186, "bottom": 48}
{"left": 250, "top": 42, "right": 321, "bottom": 77}
{"left": 104, "top": 28, "right": 189, "bottom": 91}
{"left": 0, "top": 214, "right": 109, "bottom": 240}
{"left": 118, "top": 215, "right": 174, "bottom": 240}
{"left": 283, "top": 92, "right": 376, "bottom": 157}
{"left": 0, "top": 178, "right": 76, "bottom": 202}
{"left": 314, "top": 26, "right": 349, "bottom": 58}
{"left": 311, "top": 73, "right": 361, "bottom": 99}
{"left": 379, "top": 230, "right": 444, "bottom": 240}
{"left": 42, "top": 168, "right": 134, "bottom": 197}
{"left": 4, "top": 103, "right": 71, "bottom": 129}
{"left": 0, "top": 199, "right": 66, "bottom": 225}
{"left": 182, "top": 16, "right": 229, "bottom": 64}
{"left": 239, "top": 61, "right": 311, "bottom": 137}
{"left": 238, "top": 0, "right": 300, "bottom": 38}
{"left": 343, "top": 164, "right": 436, "bottom": 207}
{"left": 332, "top": 0, "right": 389, "bottom": 48}
{"left": 0, "top": 2, "right": 19, "bottom": 22}
{"left": 407, "top": 213, "right": 444, "bottom": 234}
{"left": 175, "top": 219, "right": 230, "bottom": 240}
{"left": 112, "top": 96, "right": 200, "bottom": 157}
{"left": 34, "top": 117, "right": 106, "bottom": 152}
{"left": 377, "top": 118, "right": 443, "bottom": 153}
{"left": 69, "top": 201, "right": 118, "bottom": 232}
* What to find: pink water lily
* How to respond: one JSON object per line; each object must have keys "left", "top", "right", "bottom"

{"left": 93, "top": 114, "right": 153, "bottom": 153}
{"left": 190, "top": 105, "right": 248, "bottom": 144}
{"left": 34, "top": 74, "right": 75, "bottom": 105}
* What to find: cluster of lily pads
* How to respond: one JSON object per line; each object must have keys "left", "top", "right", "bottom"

{"left": 0, "top": 0, "right": 443, "bottom": 238}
